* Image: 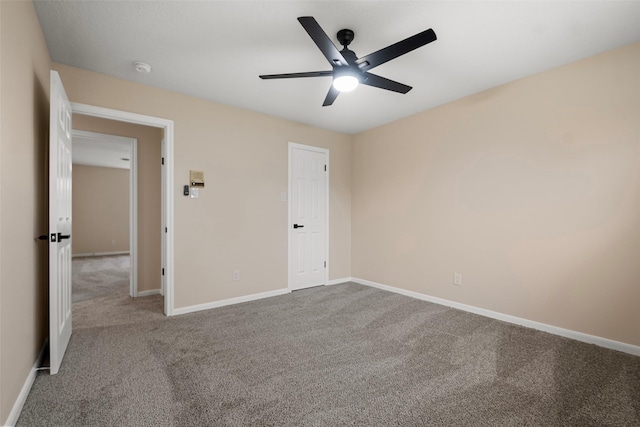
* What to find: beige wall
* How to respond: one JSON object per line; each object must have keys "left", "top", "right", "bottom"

{"left": 73, "top": 116, "right": 163, "bottom": 292}
{"left": 0, "top": 1, "right": 51, "bottom": 424}
{"left": 352, "top": 42, "right": 640, "bottom": 347}
{"left": 72, "top": 165, "right": 130, "bottom": 255}
{"left": 53, "top": 63, "right": 353, "bottom": 309}
{"left": 3, "top": 1, "right": 637, "bottom": 422}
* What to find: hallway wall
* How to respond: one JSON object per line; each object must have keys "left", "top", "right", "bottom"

{"left": 73, "top": 115, "right": 163, "bottom": 293}
{"left": 72, "top": 165, "right": 130, "bottom": 255}
{"left": 0, "top": 1, "right": 51, "bottom": 423}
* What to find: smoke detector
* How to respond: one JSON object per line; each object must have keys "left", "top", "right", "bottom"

{"left": 134, "top": 61, "right": 151, "bottom": 74}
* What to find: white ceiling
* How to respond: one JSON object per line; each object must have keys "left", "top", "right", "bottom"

{"left": 34, "top": 1, "right": 640, "bottom": 134}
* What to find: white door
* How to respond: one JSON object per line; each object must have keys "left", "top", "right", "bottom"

{"left": 49, "top": 70, "right": 73, "bottom": 375}
{"left": 289, "top": 144, "right": 328, "bottom": 291}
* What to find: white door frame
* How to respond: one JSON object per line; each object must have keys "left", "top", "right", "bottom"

{"left": 160, "top": 137, "right": 166, "bottom": 297}
{"left": 70, "top": 129, "right": 139, "bottom": 297}
{"left": 71, "top": 103, "right": 175, "bottom": 316}
{"left": 287, "top": 142, "right": 329, "bottom": 291}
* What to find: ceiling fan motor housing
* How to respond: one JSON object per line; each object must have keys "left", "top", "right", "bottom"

{"left": 335, "top": 29, "right": 358, "bottom": 67}
{"left": 337, "top": 29, "right": 354, "bottom": 47}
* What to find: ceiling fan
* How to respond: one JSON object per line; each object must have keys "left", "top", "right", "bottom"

{"left": 259, "top": 16, "right": 437, "bottom": 106}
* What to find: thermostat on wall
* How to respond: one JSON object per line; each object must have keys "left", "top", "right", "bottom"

{"left": 190, "top": 170, "right": 205, "bottom": 187}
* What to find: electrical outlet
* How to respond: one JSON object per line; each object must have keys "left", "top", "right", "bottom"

{"left": 453, "top": 273, "right": 462, "bottom": 286}
{"left": 233, "top": 270, "right": 240, "bottom": 281}
{"left": 111, "top": 240, "right": 116, "bottom": 246}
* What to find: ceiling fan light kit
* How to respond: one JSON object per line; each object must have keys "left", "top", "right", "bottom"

{"left": 259, "top": 16, "right": 437, "bottom": 106}
{"left": 332, "top": 74, "right": 359, "bottom": 92}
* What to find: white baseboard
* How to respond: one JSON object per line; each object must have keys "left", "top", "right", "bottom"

{"left": 351, "top": 277, "right": 640, "bottom": 357}
{"left": 172, "top": 288, "right": 290, "bottom": 316}
{"left": 72, "top": 251, "right": 129, "bottom": 258}
{"left": 136, "top": 289, "right": 161, "bottom": 297}
{"left": 327, "top": 277, "right": 351, "bottom": 286}
{"left": 5, "top": 340, "right": 48, "bottom": 426}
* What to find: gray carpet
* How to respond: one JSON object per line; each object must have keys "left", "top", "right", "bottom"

{"left": 71, "top": 255, "right": 164, "bottom": 330}
{"left": 18, "top": 268, "right": 640, "bottom": 425}
{"left": 72, "top": 255, "right": 130, "bottom": 303}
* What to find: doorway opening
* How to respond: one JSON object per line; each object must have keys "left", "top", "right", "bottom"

{"left": 71, "top": 129, "right": 138, "bottom": 299}
{"left": 71, "top": 103, "right": 175, "bottom": 316}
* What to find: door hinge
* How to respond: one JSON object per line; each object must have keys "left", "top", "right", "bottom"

{"left": 165, "top": 227, "right": 167, "bottom": 233}
{"left": 324, "top": 165, "right": 327, "bottom": 171}
{"left": 161, "top": 157, "right": 164, "bottom": 165}
{"left": 324, "top": 261, "right": 326, "bottom": 268}
{"left": 162, "top": 268, "right": 165, "bottom": 276}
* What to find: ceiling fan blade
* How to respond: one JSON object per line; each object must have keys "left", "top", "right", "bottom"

{"left": 322, "top": 86, "right": 340, "bottom": 106}
{"left": 356, "top": 28, "right": 437, "bottom": 71}
{"left": 298, "top": 17, "right": 349, "bottom": 67}
{"left": 361, "top": 72, "right": 412, "bottom": 94}
{"left": 260, "top": 71, "right": 333, "bottom": 79}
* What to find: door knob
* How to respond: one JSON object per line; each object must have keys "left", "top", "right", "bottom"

{"left": 293, "top": 224, "right": 304, "bottom": 229}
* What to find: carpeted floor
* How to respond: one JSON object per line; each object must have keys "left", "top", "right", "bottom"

{"left": 71, "top": 255, "right": 164, "bottom": 330}
{"left": 18, "top": 266, "right": 640, "bottom": 426}
{"left": 72, "top": 255, "right": 131, "bottom": 303}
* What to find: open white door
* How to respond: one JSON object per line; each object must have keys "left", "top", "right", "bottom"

{"left": 49, "top": 70, "right": 73, "bottom": 375}
{"left": 289, "top": 143, "right": 328, "bottom": 291}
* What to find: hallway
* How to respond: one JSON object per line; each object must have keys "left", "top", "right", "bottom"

{"left": 72, "top": 255, "right": 163, "bottom": 330}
